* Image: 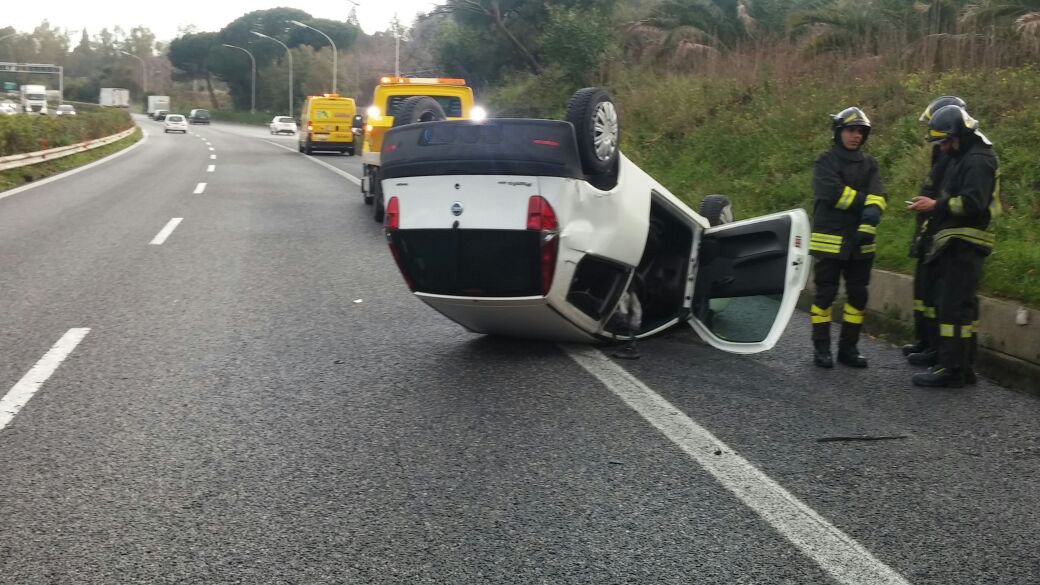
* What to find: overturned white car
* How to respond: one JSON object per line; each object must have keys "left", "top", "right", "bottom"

{"left": 377, "top": 88, "right": 810, "bottom": 353}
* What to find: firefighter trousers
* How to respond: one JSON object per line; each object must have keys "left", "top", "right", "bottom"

{"left": 810, "top": 257, "right": 873, "bottom": 348}
{"left": 931, "top": 239, "right": 984, "bottom": 372}
{"left": 912, "top": 256, "right": 940, "bottom": 349}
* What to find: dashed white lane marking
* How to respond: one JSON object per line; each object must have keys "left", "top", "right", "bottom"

{"left": 210, "top": 154, "right": 216, "bottom": 160}
{"left": 263, "top": 140, "right": 362, "bottom": 186}
{"left": 561, "top": 344, "right": 912, "bottom": 585}
{"left": 207, "top": 165, "right": 215, "bottom": 172}
{"left": 193, "top": 182, "right": 207, "bottom": 194}
{"left": 149, "top": 217, "right": 183, "bottom": 245}
{"left": 208, "top": 147, "right": 215, "bottom": 151}
{"left": 0, "top": 128, "right": 148, "bottom": 202}
{"left": 0, "top": 328, "right": 91, "bottom": 433}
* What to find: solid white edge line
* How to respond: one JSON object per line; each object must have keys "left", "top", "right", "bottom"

{"left": 0, "top": 127, "right": 147, "bottom": 203}
{"left": 560, "top": 344, "right": 912, "bottom": 585}
{"left": 263, "top": 140, "right": 362, "bottom": 186}
{"left": 149, "top": 217, "right": 183, "bottom": 245}
{"left": 0, "top": 328, "right": 91, "bottom": 432}
{"left": 207, "top": 165, "right": 215, "bottom": 172}
{"left": 193, "top": 182, "right": 207, "bottom": 194}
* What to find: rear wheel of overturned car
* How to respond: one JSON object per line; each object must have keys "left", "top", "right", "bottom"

{"left": 565, "top": 87, "right": 621, "bottom": 178}
{"left": 699, "top": 194, "right": 734, "bottom": 227}
{"left": 391, "top": 96, "right": 447, "bottom": 127}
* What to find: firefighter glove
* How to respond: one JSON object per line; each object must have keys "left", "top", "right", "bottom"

{"left": 861, "top": 205, "right": 882, "bottom": 226}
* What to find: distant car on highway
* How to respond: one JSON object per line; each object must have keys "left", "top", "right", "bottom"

{"left": 378, "top": 87, "right": 810, "bottom": 353}
{"left": 0, "top": 101, "right": 17, "bottom": 116}
{"left": 153, "top": 110, "right": 169, "bottom": 121}
{"left": 55, "top": 104, "right": 76, "bottom": 116}
{"left": 269, "top": 116, "right": 297, "bottom": 135}
{"left": 164, "top": 114, "right": 188, "bottom": 133}
{"left": 188, "top": 109, "right": 211, "bottom": 125}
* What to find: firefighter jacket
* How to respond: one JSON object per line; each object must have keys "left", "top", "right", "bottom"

{"left": 925, "top": 136, "right": 999, "bottom": 263}
{"left": 909, "top": 145, "right": 951, "bottom": 258}
{"left": 810, "top": 145, "right": 887, "bottom": 259}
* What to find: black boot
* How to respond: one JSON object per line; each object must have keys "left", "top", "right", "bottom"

{"left": 813, "top": 340, "right": 833, "bottom": 369}
{"left": 907, "top": 350, "right": 938, "bottom": 367}
{"left": 901, "top": 340, "right": 928, "bottom": 357}
{"left": 912, "top": 366, "right": 965, "bottom": 388}
{"left": 837, "top": 345, "right": 868, "bottom": 368}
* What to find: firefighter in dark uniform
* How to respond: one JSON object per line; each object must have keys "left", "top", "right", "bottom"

{"left": 809, "top": 107, "right": 887, "bottom": 368}
{"left": 910, "top": 105, "right": 998, "bottom": 388}
{"left": 903, "top": 96, "right": 967, "bottom": 365}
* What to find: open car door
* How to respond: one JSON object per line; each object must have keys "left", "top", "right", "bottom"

{"left": 687, "top": 209, "right": 810, "bottom": 354}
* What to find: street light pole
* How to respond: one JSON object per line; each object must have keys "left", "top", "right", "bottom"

{"left": 118, "top": 50, "right": 146, "bottom": 94}
{"left": 221, "top": 44, "right": 256, "bottom": 114}
{"left": 288, "top": 20, "right": 337, "bottom": 94}
{"left": 392, "top": 14, "right": 401, "bottom": 77}
{"left": 251, "top": 31, "right": 293, "bottom": 115}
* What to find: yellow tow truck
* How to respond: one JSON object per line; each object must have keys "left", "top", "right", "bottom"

{"left": 360, "top": 76, "right": 485, "bottom": 222}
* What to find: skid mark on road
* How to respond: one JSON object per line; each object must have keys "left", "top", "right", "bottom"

{"left": 263, "top": 140, "right": 362, "bottom": 186}
{"left": 562, "top": 344, "right": 913, "bottom": 585}
{"left": 1, "top": 329, "right": 91, "bottom": 433}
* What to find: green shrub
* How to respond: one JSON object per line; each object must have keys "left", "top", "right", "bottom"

{"left": 0, "top": 108, "right": 133, "bottom": 156}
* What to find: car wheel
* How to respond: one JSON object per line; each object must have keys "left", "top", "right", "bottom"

{"left": 698, "top": 194, "right": 734, "bottom": 227}
{"left": 304, "top": 139, "right": 313, "bottom": 155}
{"left": 298, "top": 143, "right": 304, "bottom": 153}
{"left": 392, "top": 96, "right": 447, "bottom": 127}
{"left": 372, "top": 171, "right": 384, "bottom": 221}
{"left": 565, "top": 87, "right": 620, "bottom": 177}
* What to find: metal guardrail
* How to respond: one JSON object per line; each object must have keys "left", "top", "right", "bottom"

{"left": 0, "top": 126, "right": 137, "bottom": 172}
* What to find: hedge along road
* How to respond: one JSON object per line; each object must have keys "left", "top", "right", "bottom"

{"left": 0, "top": 116, "right": 1038, "bottom": 584}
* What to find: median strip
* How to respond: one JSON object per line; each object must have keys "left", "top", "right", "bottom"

{"left": 0, "top": 328, "right": 90, "bottom": 433}
{"left": 150, "top": 218, "right": 183, "bottom": 245}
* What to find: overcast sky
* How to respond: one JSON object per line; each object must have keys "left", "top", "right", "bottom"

{"left": 5, "top": 1, "right": 445, "bottom": 42}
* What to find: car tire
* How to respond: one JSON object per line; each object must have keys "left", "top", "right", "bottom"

{"left": 304, "top": 139, "right": 313, "bottom": 155}
{"left": 298, "top": 143, "right": 304, "bottom": 153}
{"left": 372, "top": 171, "right": 384, "bottom": 222}
{"left": 565, "top": 87, "right": 620, "bottom": 177}
{"left": 392, "top": 96, "right": 447, "bottom": 127}
{"left": 363, "top": 166, "right": 375, "bottom": 205}
{"left": 698, "top": 194, "right": 734, "bottom": 227}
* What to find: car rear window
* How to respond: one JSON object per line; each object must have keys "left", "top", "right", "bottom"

{"left": 390, "top": 229, "right": 542, "bottom": 297}
{"left": 167, "top": 115, "right": 184, "bottom": 121}
{"left": 387, "top": 95, "right": 463, "bottom": 117}
{"left": 277, "top": 117, "right": 294, "bottom": 123}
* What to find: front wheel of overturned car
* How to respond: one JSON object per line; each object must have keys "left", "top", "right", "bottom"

{"left": 699, "top": 194, "right": 734, "bottom": 227}
{"left": 565, "top": 87, "right": 621, "bottom": 179}
{"left": 392, "top": 96, "right": 447, "bottom": 127}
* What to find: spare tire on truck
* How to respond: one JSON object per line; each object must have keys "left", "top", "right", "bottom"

{"left": 565, "top": 87, "right": 621, "bottom": 184}
{"left": 392, "top": 96, "right": 447, "bottom": 127}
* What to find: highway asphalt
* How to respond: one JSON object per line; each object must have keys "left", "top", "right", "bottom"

{"left": 1, "top": 117, "right": 1037, "bottom": 584}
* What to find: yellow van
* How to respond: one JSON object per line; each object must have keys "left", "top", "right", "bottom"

{"left": 361, "top": 76, "right": 484, "bottom": 221}
{"left": 299, "top": 93, "right": 358, "bottom": 155}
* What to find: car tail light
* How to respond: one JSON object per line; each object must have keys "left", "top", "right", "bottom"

{"left": 307, "top": 123, "right": 313, "bottom": 132}
{"left": 385, "top": 196, "right": 400, "bottom": 231}
{"left": 527, "top": 196, "right": 559, "bottom": 295}
{"left": 384, "top": 197, "right": 413, "bottom": 290}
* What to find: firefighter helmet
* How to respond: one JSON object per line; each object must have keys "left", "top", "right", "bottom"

{"left": 926, "top": 105, "right": 979, "bottom": 142}
{"left": 831, "top": 107, "right": 871, "bottom": 146}
{"left": 919, "top": 96, "right": 966, "bottom": 123}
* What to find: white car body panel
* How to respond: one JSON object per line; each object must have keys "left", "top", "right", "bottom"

{"left": 380, "top": 119, "right": 810, "bottom": 353}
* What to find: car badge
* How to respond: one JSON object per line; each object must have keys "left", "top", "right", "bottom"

{"left": 451, "top": 202, "right": 464, "bottom": 216}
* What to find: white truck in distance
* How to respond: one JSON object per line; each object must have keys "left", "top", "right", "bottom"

{"left": 100, "top": 88, "right": 130, "bottom": 108}
{"left": 20, "top": 85, "right": 47, "bottom": 114}
{"left": 147, "top": 95, "right": 170, "bottom": 117}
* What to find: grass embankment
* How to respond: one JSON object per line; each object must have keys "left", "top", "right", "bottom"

{"left": 0, "top": 108, "right": 133, "bottom": 155}
{"left": 485, "top": 67, "right": 1040, "bottom": 307}
{"left": 0, "top": 127, "right": 142, "bottom": 192}
{"left": 209, "top": 110, "right": 279, "bottom": 126}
